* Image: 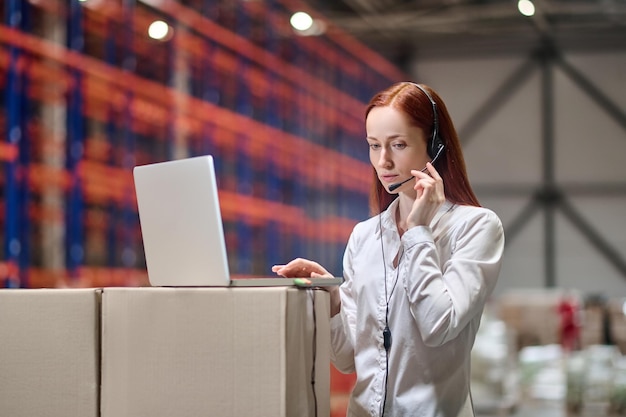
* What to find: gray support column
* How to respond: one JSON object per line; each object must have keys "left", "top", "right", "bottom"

{"left": 40, "top": 11, "right": 66, "bottom": 280}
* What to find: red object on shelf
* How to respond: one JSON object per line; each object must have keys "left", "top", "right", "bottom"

{"left": 558, "top": 296, "right": 581, "bottom": 352}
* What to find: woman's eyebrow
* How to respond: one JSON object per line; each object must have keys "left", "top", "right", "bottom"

{"left": 366, "top": 134, "right": 403, "bottom": 140}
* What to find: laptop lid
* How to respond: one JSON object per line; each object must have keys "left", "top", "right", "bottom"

{"left": 134, "top": 155, "right": 231, "bottom": 286}
{"left": 133, "top": 155, "right": 343, "bottom": 288}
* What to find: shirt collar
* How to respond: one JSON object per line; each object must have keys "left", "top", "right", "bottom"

{"left": 375, "top": 198, "right": 454, "bottom": 237}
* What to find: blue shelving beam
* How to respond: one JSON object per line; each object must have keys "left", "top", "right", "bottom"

{"left": 17, "top": 5, "right": 33, "bottom": 289}
{"left": 121, "top": 0, "right": 137, "bottom": 271}
{"left": 264, "top": 0, "right": 282, "bottom": 269}
{"left": 105, "top": 14, "right": 119, "bottom": 269}
{"left": 234, "top": 7, "right": 253, "bottom": 275}
{"left": 65, "top": 0, "right": 86, "bottom": 281}
{"left": 3, "top": 0, "right": 28, "bottom": 288}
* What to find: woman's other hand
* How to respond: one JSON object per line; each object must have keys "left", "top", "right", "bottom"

{"left": 272, "top": 258, "right": 341, "bottom": 317}
{"left": 271, "top": 257, "right": 331, "bottom": 278}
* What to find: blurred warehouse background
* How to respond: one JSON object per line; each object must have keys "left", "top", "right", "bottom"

{"left": 1, "top": 0, "right": 406, "bottom": 288}
{"left": 307, "top": 0, "right": 626, "bottom": 298}
{"left": 2, "top": 0, "right": 626, "bottom": 416}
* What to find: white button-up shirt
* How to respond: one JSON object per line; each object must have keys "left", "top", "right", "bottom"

{"left": 330, "top": 198, "right": 504, "bottom": 417}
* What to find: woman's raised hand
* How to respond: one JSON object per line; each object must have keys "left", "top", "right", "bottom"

{"left": 408, "top": 162, "right": 445, "bottom": 228}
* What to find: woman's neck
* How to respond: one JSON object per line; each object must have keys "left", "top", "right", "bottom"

{"left": 395, "top": 195, "right": 414, "bottom": 236}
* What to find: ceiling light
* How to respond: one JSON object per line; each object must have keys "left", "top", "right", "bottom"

{"left": 518, "top": 0, "right": 535, "bottom": 17}
{"left": 289, "top": 11, "right": 326, "bottom": 36}
{"left": 290, "top": 12, "right": 313, "bottom": 32}
{"left": 148, "top": 20, "right": 172, "bottom": 41}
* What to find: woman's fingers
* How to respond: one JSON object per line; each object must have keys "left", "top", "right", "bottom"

{"left": 407, "top": 163, "right": 446, "bottom": 227}
{"left": 272, "top": 258, "right": 329, "bottom": 278}
{"left": 271, "top": 265, "right": 287, "bottom": 277}
{"left": 424, "top": 162, "right": 442, "bottom": 180}
{"left": 411, "top": 163, "right": 444, "bottom": 201}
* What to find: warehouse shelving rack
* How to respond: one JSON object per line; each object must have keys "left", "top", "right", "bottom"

{"left": 1, "top": 0, "right": 407, "bottom": 289}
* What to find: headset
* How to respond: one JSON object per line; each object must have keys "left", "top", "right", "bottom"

{"left": 414, "top": 83, "right": 445, "bottom": 163}
{"left": 388, "top": 83, "right": 446, "bottom": 192}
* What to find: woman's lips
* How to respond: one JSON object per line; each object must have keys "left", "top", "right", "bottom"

{"left": 380, "top": 174, "right": 398, "bottom": 183}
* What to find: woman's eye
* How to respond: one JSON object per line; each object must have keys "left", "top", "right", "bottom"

{"left": 369, "top": 143, "right": 380, "bottom": 150}
{"left": 393, "top": 143, "right": 407, "bottom": 149}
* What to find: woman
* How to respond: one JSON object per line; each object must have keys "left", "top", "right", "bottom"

{"left": 272, "top": 82, "right": 504, "bottom": 417}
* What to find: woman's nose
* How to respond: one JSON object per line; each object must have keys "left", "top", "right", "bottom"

{"left": 378, "top": 149, "right": 392, "bottom": 168}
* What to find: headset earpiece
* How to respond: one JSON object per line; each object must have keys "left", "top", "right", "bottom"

{"left": 428, "top": 135, "right": 444, "bottom": 161}
{"left": 410, "top": 82, "right": 445, "bottom": 163}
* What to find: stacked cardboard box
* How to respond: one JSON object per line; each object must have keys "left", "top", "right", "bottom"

{"left": 100, "top": 287, "right": 330, "bottom": 417}
{"left": 0, "top": 287, "right": 330, "bottom": 417}
{"left": 496, "top": 289, "right": 582, "bottom": 350}
{"left": 608, "top": 297, "right": 626, "bottom": 354}
{"left": 0, "top": 289, "right": 101, "bottom": 417}
{"left": 579, "top": 295, "right": 607, "bottom": 349}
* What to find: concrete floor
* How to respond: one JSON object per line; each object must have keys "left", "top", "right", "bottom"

{"left": 476, "top": 400, "right": 620, "bottom": 417}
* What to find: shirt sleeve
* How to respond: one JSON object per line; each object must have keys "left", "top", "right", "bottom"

{"left": 400, "top": 209, "right": 504, "bottom": 347}
{"left": 329, "top": 227, "right": 359, "bottom": 373}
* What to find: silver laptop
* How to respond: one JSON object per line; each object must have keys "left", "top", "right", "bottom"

{"left": 133, "top": 155, "right": 343, "bottom": 287}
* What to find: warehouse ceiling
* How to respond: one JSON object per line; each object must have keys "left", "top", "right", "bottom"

{"left": 306, "top": 0, "right": 626, "bottom": 68}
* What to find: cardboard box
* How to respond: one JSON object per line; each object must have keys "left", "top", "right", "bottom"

{"left": 608, "top": 297, "right": 626, "bottom": 354}
{"left": 100, "top": 287, "right": 330, "bottom": 417}
{"left": 496, "top": 289, "right": 582, "bottom": 350}
{"left": 579, "top": 305, "right": 605, "bottom": 348}
{"left": 0, "top": 289, "right": 101, "bottom": 417}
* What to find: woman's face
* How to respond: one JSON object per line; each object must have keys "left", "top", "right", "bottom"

{"left": 366, "top": 105, "right": 429, "bottom": 193}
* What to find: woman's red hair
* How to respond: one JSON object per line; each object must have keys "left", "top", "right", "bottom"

{"left": 366, "top": 82, "right": 480, "bottom": 214}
